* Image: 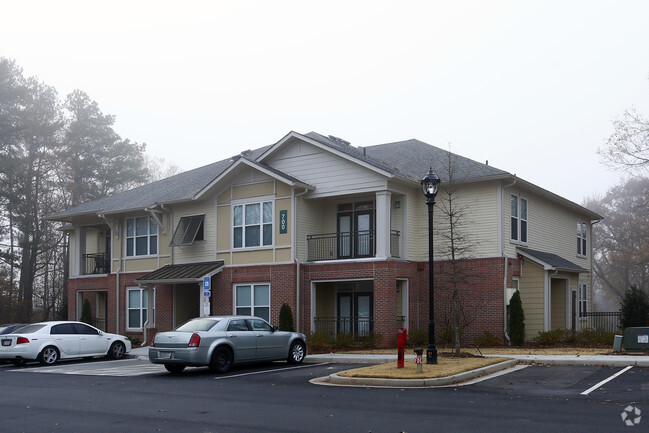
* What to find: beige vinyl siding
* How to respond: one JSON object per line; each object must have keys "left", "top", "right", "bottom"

{"left": 171, "top": 199, "right": 216, "bottom": 264}
{"left": 406, "top": 181, "right": 501, "bottom": 261}
{"left": 232, "top": 249, "right": 274, "bottom": 264}
{"left": 520, "top": 260, "right": 545, "bottom": 339}
{"left": 70, "top": 232, "right": 78, "bottom": 275}
{"left": 215, "top": 179, "right": 295, "bottom": 265}
{"left": 267, "top": 142, "right": 389, "bottom": 198}
{"left": 550, "top": 278, "right": 567, "bottom": 330}
{"left": 296, "top": 195, "right": 326, "bottom": 262}
{"left": 503, "top": 186, "right": 592, "bottom": 272}
{"left": 123, "top": 256, "right": 170, "bottom": 272}
{"left": 275, "top": 197, "right": 291, "bottom": 247}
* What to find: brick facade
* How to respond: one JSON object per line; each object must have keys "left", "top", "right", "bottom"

{"left": 68, "top": 257, "right": 518, "bottom": 348}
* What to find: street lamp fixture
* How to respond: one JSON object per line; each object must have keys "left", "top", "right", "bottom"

{"left": 421, "top": 167, "right": 440, "bottom": 364}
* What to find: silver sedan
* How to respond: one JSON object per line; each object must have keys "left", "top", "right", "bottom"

{"left": 149, "top": 315, "right": 308, "bottom": 374}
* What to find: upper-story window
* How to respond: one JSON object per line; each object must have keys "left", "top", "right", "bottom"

{"left": 170, "top": 214, "right": 204, "bottom": 247}
{"left": 126, "top": 216, "right": 158, "bottom": 256}
{"left": 510, "top": 194, "right": 528, "bottom": 243}
{"left": 577, "top": 220, "right": 587, "bottom": 257}
{"left": 233, "top": 201, "right": 273, "bottom": 248}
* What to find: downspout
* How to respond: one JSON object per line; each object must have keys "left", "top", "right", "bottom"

{"left": 500, "top": 177, "right": 517, "bottom": 344}
{"left": 293, "top": 187, "right": 309, "bottom": 333}
{"left": 99, "top": 214, "right": 122, "bottom": 334}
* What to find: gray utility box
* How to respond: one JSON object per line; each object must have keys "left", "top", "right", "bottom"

{"left": 623, "top": 327, "right": 649, "bottom": 352}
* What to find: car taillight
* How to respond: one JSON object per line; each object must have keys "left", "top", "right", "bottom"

{"left": 188, "top": 333, "right": 201, "bottom": 348}
{"left": 151, "top": 333, "right": 157, "bottom": 346}
{"left": 16, "top": 337, "right": 29, "bottom": 344}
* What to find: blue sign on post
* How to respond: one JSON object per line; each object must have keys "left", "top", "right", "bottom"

{"left": 203, "top": 276, "right": 211, "bottom": 290}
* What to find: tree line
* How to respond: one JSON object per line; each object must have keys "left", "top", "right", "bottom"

{"left": 0, "top": 58, "right": 154, "bottom": 323}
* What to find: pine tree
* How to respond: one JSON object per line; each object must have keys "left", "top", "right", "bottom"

{"left": 508, "top": 290, "right": 525, "bottom": 346}
{"left": 279, "top": 303, "right": 295, "bottom": 332}
{"left": 619, "top": 286, "right": 649, "bottom": 329}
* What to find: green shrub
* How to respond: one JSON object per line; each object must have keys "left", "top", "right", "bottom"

{"left": 357, "top": 332, "right": 384, "bottom": 350}
{"left": 508, "top": 290, "right": 525, "bottom": 346}
{"left": 476, "top": 330, "right": 501, "bottom": 347}
{"left": 307, "top": 331, "right": 335, "bottom": 353}
{"left": 407, "top": 329, "right": 428, "bottom": 347}
{"left": 278, "top": 303, "right": 295, "bottom": 332}
{"left": 619, "top": 286, "right": 649, "bottom": 329}
{"left": 80, "top": 299, "right": 92, "bottom": 325}
{"left": 533, "top": 329, "right": 565, "bottom": 346}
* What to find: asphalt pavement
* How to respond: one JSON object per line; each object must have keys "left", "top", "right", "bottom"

{"left": 132, "top": 346, "right": 649, "bottom": 387}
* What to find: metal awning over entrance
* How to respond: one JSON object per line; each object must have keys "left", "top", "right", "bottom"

{"left": 517, "top": 248, "right": 587, "bottom": 273}
{"left": 135, "top": 261, "right": 225, "bottom": 285}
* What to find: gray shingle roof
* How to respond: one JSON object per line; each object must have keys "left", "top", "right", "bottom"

{"left": 46, "top": 131, "right": 515, "bottom": 221}
{"left": 518, "top": 247, "right": 588, "bottom": 273}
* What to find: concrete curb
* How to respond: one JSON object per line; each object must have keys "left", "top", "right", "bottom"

{"left": 486, "top": 354, "right": 649, "bottom": 367}
{"left": 322, "top": 359, "right": 518, "bottom": 388}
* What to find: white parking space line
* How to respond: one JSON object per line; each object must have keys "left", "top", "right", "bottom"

{"left": 10, "top": 363, "right": 166, "bottom": 376}
{"left": 580, "top": 366, "right": 633, "bottom": 396}
{"left": 213, "top": 362, "right": 330, "bottom": 380}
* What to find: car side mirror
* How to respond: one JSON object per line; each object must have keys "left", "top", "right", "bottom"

{"left": 272, "top": 325, "right": 278, "bottom": 332}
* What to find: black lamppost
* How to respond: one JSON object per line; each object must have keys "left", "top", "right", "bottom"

{"left": 421, "top": 167, "right": 440, "bottom": 364}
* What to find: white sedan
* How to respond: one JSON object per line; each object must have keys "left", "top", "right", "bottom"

{"left": 0, "top": 321, "right": 132, "bottom": 366}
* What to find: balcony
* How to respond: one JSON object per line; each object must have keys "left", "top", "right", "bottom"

{"left": 83, "top": 253, "right": 110, "bottom": 275}
{"left": 307, "top": 230, "right": 400, "bottom": 261}
{"left": 313, "top": 316, "right": 406, "bottom": 340}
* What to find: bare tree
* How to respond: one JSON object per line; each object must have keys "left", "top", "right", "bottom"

{"left": 600, "top": 108, "right": 649, "bottom": 173}
{"left": 433, "top": 148, "right": 482, "bottom": 354}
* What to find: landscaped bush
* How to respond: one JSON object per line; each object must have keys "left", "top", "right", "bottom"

{"left": 508, "top": 290, "right": 525, "bottom": 346}
{"left": 307, "top": 331, "right": 335, "bottom": 353}
{"left": 80, "top": 299, "right": 92, "bottom": 325}
{"left": 619, "top": 286, "right": 649, "bottom": 329}
{"left": 475, "top": 330, "right": 501, "bottom": 347}
{"left": 533, "top": 328, "right": 616, "bottom": 347}
{"left": 406, "top": 329, "right": 428, "bottom": 347}
{"left": 278, "top": 303, "right": 295, "bottom": 332}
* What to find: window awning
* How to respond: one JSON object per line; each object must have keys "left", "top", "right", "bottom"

{"left": 170, "top": 214, "right": 205, "bottom": 246}
{"left": 135, "top": 261, "right": 224, "bottom": 285}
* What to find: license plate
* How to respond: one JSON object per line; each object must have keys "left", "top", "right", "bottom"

{"left": 1, "top": 339, "right": 11, "bottom": 346}
{"left": 160, "top": 352, "right": 172, "bottom": 359}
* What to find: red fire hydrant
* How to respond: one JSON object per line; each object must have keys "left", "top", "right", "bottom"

{"left": 397, "top": 328, "right": 407, "bottom": 368}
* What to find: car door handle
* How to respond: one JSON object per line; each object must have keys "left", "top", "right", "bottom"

{"left": 256, "top": 334, "right": 264, "bottom": 338}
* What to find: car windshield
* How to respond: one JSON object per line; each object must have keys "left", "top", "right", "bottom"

{"left": 12, "top": 324, "right": 45, "bottom": 334}
{"left": 175, "top": 318, "right": 220, "bottom": 332}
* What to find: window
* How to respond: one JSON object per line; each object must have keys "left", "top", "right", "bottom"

{"left": 233, "top": 201, "right": 273, "bottom": 248}
{"left": 170, "top": 215, "right": 204, "bottom": 246}
{"left": 579, "top": 282, "right": 588, "bottom": 317}
{"left": 577, "top": 221, "right": 587, "bottom": 257}
{"left": 126, "top": 217, "right": 158, "bottom": 256}
{"left": 510, "top": 195, "right": 528, "bottom": 243}
{"left": 234, "top": 284, "right": 270, "bottom": 321}
{"left": 127, "top": 287, "right": 155, "bottom": 329}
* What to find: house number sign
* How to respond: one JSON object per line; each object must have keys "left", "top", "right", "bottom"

{"left": 279, "top": 210, "right": 287, "bottom": 234}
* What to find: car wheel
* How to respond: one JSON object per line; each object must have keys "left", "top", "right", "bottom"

{"left": 38, "top": 346, "right": 59, "bottom": 366}
{"left": 209, "top": 346, "right": 233, "bottom": 374}
{"left": 108, "top": 341, "right": 126, "bottom": 360}
{"left": 164, "top": 364, "right": 186, "bottom": 374}
{"left": 287, "top": 341, "right": 306, "bottom": 364}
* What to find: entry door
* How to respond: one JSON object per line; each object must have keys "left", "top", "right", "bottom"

{"left": 337, "top": 213, "right": 352, "bottom": 259}
{"left": 337, "top": 292, "right": 373, "bottom": 335}
{"left": 571, "top": 290, "right": 577, "bottom": 330}
{"left": 355, "top": 211, "right": 373, "bottom": 258}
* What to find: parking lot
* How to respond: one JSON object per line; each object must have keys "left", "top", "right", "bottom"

{"left": 1, "top": 357, "right": 647, "bottom": 432}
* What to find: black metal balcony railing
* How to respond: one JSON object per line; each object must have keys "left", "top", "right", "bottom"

{"left": 307, "top": 230, "right": 400, "bottom": 261}
{"left": 83, "top": 253, "right": 109, "bottom": 275}
{"left": 578, "top": 312, "right": 621, "bottom": 333}
{"left": 313, "top": 316, "right": 374, "bottom": 337}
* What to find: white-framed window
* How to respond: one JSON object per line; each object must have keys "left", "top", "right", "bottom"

{"left": 126, "top": 216, "right": 158, "bottom": 256}
{"left": 127, "top": 287, "right": 155, "bottom": 329}
{"left": 170, "top": 214, "right": 204, "bottom": 247}
{"left": 577, "top": 221, "right": 587, "bottom": 257}
{"left": 579, "top": 282, "right": 588, "bottom": 317}
{"left": 234, "top": 283, "right": 270, "bottom": 322}
{"left": 511, "top": 194, "right": 528, "bottom": 243}
{"left": 233, "top": 201, "right": 273, "bottom": 248}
